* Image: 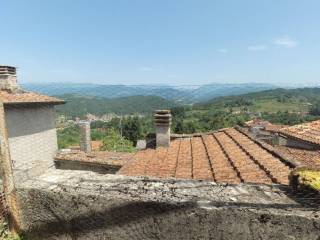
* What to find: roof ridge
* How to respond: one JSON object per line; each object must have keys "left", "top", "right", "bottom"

{"left": 224, "top": 129, "right": 279, "bottom": 184}
{"left": 212, "top": 132, "right": 243, "bottom": 182}
{"left": 201, "top": 135, "right": 216, "bottom": 182}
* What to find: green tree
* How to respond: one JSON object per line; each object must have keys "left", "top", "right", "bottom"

{"left": 122, "top": 116, "right": 144, "bottom": 144}
{"left": 100, "top": 129, "right": 136, "bottom": 152}
{"left": 310, "top": 101, "right": 320, "bottom": 116}
{"left": 57, "top": 124, "right": 80, "bottom": 149}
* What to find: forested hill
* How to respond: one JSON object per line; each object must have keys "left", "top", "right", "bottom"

{"left": 56, "top": 94, "right": 177, "bottom": 118}
{"left": 195, "top": 87, "right": 320, "bottom": 113}
{"left": 24, "top": 82, "right": 276, "bottom": 103}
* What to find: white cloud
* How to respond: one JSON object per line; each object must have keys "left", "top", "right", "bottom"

{"left": 273, "top": 36, "right": 298, "bottom": 48}
{"left": 248, "top": 45, "right": 267, "bottom": 51}
{"left": 138, "top": 66, "right": 154, "bottom": 72}
{"left": 217, "top": 48, "right": 228, "bottom": 53}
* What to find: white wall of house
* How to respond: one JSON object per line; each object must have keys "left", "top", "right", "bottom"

{"left": 4, "top": 105, "right": 58, "bottom": 176}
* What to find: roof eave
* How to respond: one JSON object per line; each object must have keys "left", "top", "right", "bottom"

{"left": 3, "top": 100, "right": 66, "bottom": 106}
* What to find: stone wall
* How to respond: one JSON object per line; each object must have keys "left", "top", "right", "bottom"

{"left": 15, "top": 169, "right": 320, "bottom": 240}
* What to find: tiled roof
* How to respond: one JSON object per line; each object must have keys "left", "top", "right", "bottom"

{"left": 264, "top": 124, "right": 288, "bottom": 133}
{"left": 274, "top": 145, "right": 320, "bottom": 168}
{"left": 278, "top": 120, "right": 320, "bottom": 147}
{"left": 0, "top": 90, "right": 64, "bottom": 105}
{"left": 119, "top": 128, "right": 292, "bottom": 185}
{"left": 245, "top": 119, "right": 271, "bottom": 128}
{"left": 69, "top": 140, "right": 103, "bottom": 151}
{"left": 244, "top": 120, "right": 288, "bottom": 133}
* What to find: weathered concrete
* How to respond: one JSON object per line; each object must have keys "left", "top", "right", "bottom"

{"left": 0, "top": 65, "right": 19, "bottom": 91}
{"left": 4, "top": 105, "right": 58, "bottom": 181}
{"left": 54, "top": 159, "right": 121, "bottom": 174}
{"left": 15, "top": 169, "right": 320, "bottom": 240}
{"left": 79, "top": 121, "right": 91, "bottom": 153}
{"left": 154, "top": 110, "right": 171, "bottom": 148}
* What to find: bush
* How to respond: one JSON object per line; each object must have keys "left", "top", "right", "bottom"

{"left": 100, "top": 129, "right": 136, "bottom": 152}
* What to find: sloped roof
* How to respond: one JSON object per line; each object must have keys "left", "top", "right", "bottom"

{"left": 278, "top": 120, "right": 320, "bottom": 147}
{"left": 274, "top": 145, "right": 320, "bottom": 168}
{"left": 264, "top": 124, "right": 289, "bottom": 133}
{"left": 0, "top": 90, "right": 64, "bottom": 106}
{"left": 119, "top": 128, "right": 292, "bottom": 185}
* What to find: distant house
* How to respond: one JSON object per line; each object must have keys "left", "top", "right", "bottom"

{"left": 276, "top": 120, "right": 320, "bottom": 150}
{"left": 0, "top": 65, "right": 64, "bottom": 180}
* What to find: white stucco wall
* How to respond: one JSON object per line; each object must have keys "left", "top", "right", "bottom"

{"left": 4, "top": 105, "right": 58, "bottom": 176}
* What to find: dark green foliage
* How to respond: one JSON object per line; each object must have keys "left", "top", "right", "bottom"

{"left": 262, "top": 111, "right": 319, "bottom": 125}
{"left": 196, "top": 87, "right": 320, "bottom": 111}
{"left": 122, "top": 116, "right": 145, "bottom": 144}
{"left": 57, "top": 125, "right": 80, "bottom": 149}
{"left": 56, "top": 94, "right": 176, "bottom": 118}
{"left": 100, "top": 129, "right": 136, "bottom": 152}
{"left": 310, "top": 101, "right": 320, "bottom": 116}
{"left": 172, "top": 108, "right": 250, "bottom": 134}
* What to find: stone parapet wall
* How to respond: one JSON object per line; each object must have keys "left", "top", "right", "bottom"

{"left": 15, "top": 170, "right": 320, "bottom": 240}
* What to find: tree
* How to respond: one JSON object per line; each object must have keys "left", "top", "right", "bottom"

{"left": 122, "top": 116, "right": 144, "bottom": 144}
{"left": 100, "top": 129, "right": 136, "bottom": 152}
{"left": 57, "top": 124, "right": 80, "bottom": 149}
{"left": 310, "top": 101, "right": 320, "bottom": 116}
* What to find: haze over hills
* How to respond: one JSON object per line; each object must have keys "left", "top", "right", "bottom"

{"left": 195, "top": 87, "right": 320, "bottom": 113}
{"left": 56, "top": 94, "right": 176, "bottom": 118}
{"left": 54, "top": 87, "right": 320, "bottom": 119}
{"left": 23, "top": 82, "right": 277, "bottom": 103}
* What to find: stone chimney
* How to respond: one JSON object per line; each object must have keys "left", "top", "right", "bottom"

{"left": 154, "top": 110, "right": 171, "bottom": 148}
{"left": 79, "top": 121, "right": 91, "bottom": 153}
{"left": 0, "top": 65, "right": 19, "bottom": 91}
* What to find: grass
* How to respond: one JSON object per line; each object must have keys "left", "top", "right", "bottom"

{"left": 0, "top": 221, "right": 25, "bottom": 240}
{"left": 249, "top": 99, "right": 308, "bottom": 113}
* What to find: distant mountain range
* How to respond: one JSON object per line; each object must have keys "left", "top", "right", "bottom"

{"left": 23, "top": 82, "right": 277, "bottom": 103}
{"left": 55, "top": 94, "right": 176, "bottom": 117}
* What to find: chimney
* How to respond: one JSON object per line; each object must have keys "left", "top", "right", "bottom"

{"left": 0, "top": 66, "right": 19, "bottom": 91}
{"left": 79, "top": 121, "right": 91, "bottom": 153}
{"left": 154, "top": 110, "right": 171, "bottom": 148}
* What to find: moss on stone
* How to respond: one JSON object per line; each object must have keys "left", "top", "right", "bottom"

{"left": 290, "top": 167, "right": 320, "bottom": 192}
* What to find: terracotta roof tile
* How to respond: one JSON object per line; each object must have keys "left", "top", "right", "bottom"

{"left": 0, "top": 90, "right": 64, "bottom": 105}
{"left": 264, "top": 124, "right": 288, "bottom": 133}
{"left": 69, "top": 140, "right": 103, "bottom": 151}
{"left": 274, "top": 145, "right": 320, "bottom": 168}
{"left": 278, "top": 120, "right": 320, "bottom": 146}
{"left": 118, "top": 128, "right": 292, "bottom": 185}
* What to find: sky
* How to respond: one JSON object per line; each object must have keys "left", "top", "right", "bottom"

{"left": 1, "top": 0, "right": 320, "bottom": 86}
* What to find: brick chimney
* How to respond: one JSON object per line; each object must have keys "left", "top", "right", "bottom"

{"left": 154, "top": 110, "right": 171, "bottom": 148}
{"left": 79, "top": 121, "right": 91, "bottom": 153}
{"left": 0, "top": 66, "right": 19, "bottom": 91}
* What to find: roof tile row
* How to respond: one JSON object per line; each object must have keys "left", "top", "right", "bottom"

{"left": 119, "top": 128, "right": 292, "bottom": 185}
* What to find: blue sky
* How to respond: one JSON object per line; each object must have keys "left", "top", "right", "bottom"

{"left": 1, "top": 0, "right": 320, "bottom": 86}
